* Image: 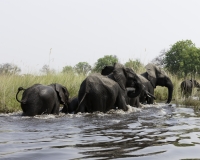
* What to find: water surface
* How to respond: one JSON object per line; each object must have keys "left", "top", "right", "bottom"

{"left": 1, "top": 104, "right": 200, "bottom": 160}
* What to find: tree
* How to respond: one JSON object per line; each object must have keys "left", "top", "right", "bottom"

{"left": 151, "top": 49, "right": 166, "bottom": 68}
{"left": 62, "top": 65, "right": 74, "bottom": 74}
{"left": 40, "top": 65, "right": 50, "bottom": 74}
{"left": 163, "top": 40, "right": 200, "bottom": 78}
{"left": 74, "top": 62, "right": 91, "bottom": 75}
{"left": 124, "top": 59, "right": 144, "bottom": 73}
{"left": 40, "top": 65, "right": 55, "bottom": 74}
{"left": 0, "top": 63, "right": 21, "bottom": 75}
{"left": 93, "top": 55, "right": 119, "bottom": 72}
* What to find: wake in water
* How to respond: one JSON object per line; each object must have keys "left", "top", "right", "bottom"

{"left": 0, "top": 103, "right": 175, "bottom": 120}
{"left": 3, "top": 103, "right": 200, "bottom": 160}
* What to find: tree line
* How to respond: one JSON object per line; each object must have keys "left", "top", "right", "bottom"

{"left": 1, "top": 39, "right": 200, "bottom": 79}
{"left": 152, "top": 39, "right": 200, "bottom": 79}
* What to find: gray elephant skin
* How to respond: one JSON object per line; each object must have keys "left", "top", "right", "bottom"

{"left": 101, "top": 65, "right": 155, "bottom": 107}
{"left": 16, "top": 83, "right": 69, "bottom": 116}
{"left": 62, "top": 96, "right": 78, "bottom": 114}
{"left": 181, "top": 79, "right": 200, "bottom": 98}
{"left": 140, "top": 63, "right": 173, "bottom": 104}
{"left": 102, "top": 63, "right": 173, "bottom": 106}
{"left": 126, "top": 74, "right": 155, "bottom": 107}
{"left": 76, "top": 63, "right": 143, "bottom": 113}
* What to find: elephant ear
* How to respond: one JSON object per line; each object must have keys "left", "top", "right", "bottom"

{"left": 54, "top": 83, "right": 69, "bottom": 105}
{"left": 145, "top": 63, "right": 158, "bottom": 88}
{"left": 145, "top": 63, "right": 167, "bottom": 88}
{"left": 101, "top": 65, "right": 114, "bottom": 75}
{"left": 113, "top": 63, "right": 126, "bottom": 91}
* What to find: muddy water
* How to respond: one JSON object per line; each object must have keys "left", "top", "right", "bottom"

{"left": 1, "top": 104, "right": 200, "bottom": 160}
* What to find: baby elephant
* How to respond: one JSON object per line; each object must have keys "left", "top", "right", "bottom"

{"left": 16, "top": 83, "right": 69, "bottom": 116}
{"left": 180, "top": 79, "right": 200, "bottom": 98}
{"left": 61, "top": 96, "right": 78, "bottom": 114}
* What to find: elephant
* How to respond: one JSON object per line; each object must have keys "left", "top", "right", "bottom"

{"left": 126, "top": 74, "right": 156, "bottom": 107}
{"left": 140, "top": 63, "right": 173, "bottom": 104}
{"left": 180, "top": 79, "right": 200, "bottom": 98}
{"left": 101, "top": 65, "right": 155, "bottom": 107}
{"left": 16, "top": 83, "right": 70, "bottom": 116}
{"left": 75, "top": 63, "right": 143, "bottom": 113}
{"left": 62, "top": 96, "right": 78, "bottom": 114}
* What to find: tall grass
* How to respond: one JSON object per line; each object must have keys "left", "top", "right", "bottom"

{"left": 154, "top": 73, "right": 200, "bottom": 107}
{"left": 0, "top": 73, "right": 86, "bottom": 113}
{"left": 1, "top": 70, "right": 200, "bottom": 113}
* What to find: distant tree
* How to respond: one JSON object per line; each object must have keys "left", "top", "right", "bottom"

{"left": 93, "top": 55, "right": 119, "bottom": 72}
{"left": 62, "top": 65, "right": 74, "bottom": 74}
{"left": 151, "top": 49, "right": 166, "bottom": 68}
{"left": 124, "top": 59, "right": 144, "bottom": 73}
{"left": 40, "top": 65, "right": 50, "bottom": 74}
{"left": 40, "top": 65, "right": 55, "bottom": 74}
{"left": 163, "top": 40, "right": 200, "bottom": 78}
{"left": 0, "top": 63, "right": 21, "bottom": 75}
{"left": 74, "top": 62, "right": 91, "bottom": 75}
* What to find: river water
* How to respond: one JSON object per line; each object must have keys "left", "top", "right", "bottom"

{"left": 1, "top": 104, "right": 200, "bottom": 160}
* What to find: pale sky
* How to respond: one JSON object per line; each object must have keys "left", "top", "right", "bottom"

{"left": 1, "top": 0, "right": 200, "bottom": 73}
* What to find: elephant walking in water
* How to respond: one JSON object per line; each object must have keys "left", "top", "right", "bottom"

{"left": 102, "top": 63, "right": 173, "bottom": 106}
{"left": 140, "top": 63, "right": 173, "bottom": 104}
{"left": 101, "top": 64, "right": 155, "bottom": 107}
{"left": 62, "top": 96, "right": 78, "bottom": 114}
{"left": 181, "top": 79, "right": 200, "bottom": 98}
{"left": 16, "top": 83, "right": 70, "bottom": 116}
{"left": 75, "top": 63, "right": 143, "bottom": 113}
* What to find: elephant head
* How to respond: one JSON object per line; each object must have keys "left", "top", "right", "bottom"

{"left": 102, "top": 63, "right": 143, "bottom": 98}
{"left": 141, "top": 63, "right": 173, "bottom": 104}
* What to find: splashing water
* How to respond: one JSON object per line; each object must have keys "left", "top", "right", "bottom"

{"left": 1, "top": 103, "right": 200, "bottom": 160}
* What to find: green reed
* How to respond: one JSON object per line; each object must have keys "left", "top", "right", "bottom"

{"left": 1, "top": 71, "right": 200, "bottom": 113}
{"left": 0, "top": 73, "right": 86, "bottom": 113}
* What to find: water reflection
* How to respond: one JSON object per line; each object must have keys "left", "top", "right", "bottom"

{"left": 1, "top": 104, "right": 200, "bottom": 159}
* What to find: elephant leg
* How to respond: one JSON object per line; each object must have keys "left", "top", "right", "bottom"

{"left": 147, "top": 87, "right": 154, "bottom": 104}
{"left": 52, "top": 106, "right": 59, "bottom": 115}
{"left": 78, "top": 104, "right": 86, "bottom": 113}
{"left": 115, "top": 92, "right": 128, "bottom": 111}
{"left": 133, "top": 97, "right": 141, "bottom": 107}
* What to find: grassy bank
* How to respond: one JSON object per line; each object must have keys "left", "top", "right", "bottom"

{"left": 0, "top": 73, "right": 86, "bottom": 113}
{"left": 154, "top": 73, "right": 200, "bottom": 107}
{"left": 0, "top": 72, "right": 200, "bottom": 113}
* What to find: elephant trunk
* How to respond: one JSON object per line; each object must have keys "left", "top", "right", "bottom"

{"left": 127, "top": 80, "right": 143, "bottom": 98}
{"left": 16, "top": 87, "right": 26, "bottom": 104}
{"left": 166, "top": 84, "right": 173, "bottom": 104}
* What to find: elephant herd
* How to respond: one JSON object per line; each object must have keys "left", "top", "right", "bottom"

{"left": 180, "top": 79, "right": 200, "bottom": 98}
{"left": 16, "top": 63, "right": 177, "bottom": 116}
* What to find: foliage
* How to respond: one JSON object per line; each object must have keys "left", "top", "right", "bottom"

{"left": 93, "top": 55, "right": 119, "bottom": 73}
{"left": 124, "top": 59, "right": 145, "bottom": 73}
{"left": 2, "top": 68, "right": 200, "bottom": 113}
{"left": 177, "top": 97, "right": 200, "bottom": 108}
{"left": 163, "top": 40, "right": 200, "bottom": 78}
{"left": 74, "top": 62, "right": 92, "bottom": 75}
{"left": 151, "top": 49, "right": 166, "bottom": 68}
{"left": 40, "top": 65, "right": 56, "bottom": 75}
{"left": 0, "top": 63, "right": 21, "bottom": 75}
{"left": 0, "top": 73, "right": 86, "bottom": 113}
{"left": 62, "top": 65, "right": 74, "bottom": 74}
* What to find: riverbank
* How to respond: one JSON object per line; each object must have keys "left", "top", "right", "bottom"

{"left": 0, "top": 73, "right": 200, "bottom": 113}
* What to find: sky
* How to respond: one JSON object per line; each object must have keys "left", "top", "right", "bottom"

{"left": 1, "top": 0, "right": 200, "bottom": 74}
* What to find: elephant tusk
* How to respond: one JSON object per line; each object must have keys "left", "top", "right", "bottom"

{"left": 145, "top": 91, "right": 156, "bottom": 99}
{"left": 126, "top": 87, "right": 136, "bottom": 93}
